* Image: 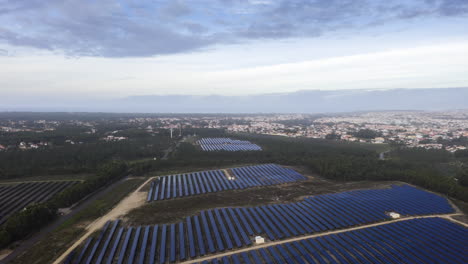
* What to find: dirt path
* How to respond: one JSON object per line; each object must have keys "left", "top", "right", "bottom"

{"left": 181, "top": 213, "right": 466, "bottom": 264}
{"left": 52, "top": 177, "right": 154, "bottom": 264}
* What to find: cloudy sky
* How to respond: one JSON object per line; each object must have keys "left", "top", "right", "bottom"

{"left": 1, "top": 0, "right": 468, "bottom": 100}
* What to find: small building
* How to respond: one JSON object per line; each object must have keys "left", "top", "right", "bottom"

{"left": 255, "top": 236, "right": 265, "bottom": 244}
{"left": 388, "top": 212, "right": 401, "bottom": 219}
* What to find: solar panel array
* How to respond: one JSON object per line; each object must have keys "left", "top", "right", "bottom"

{"left": 0, "top": 181, "right": 78, "bottom": 225}
{"left": 67, "top": 185, "right": 456, "bottom": 263}
{"left": 147, "top": 164, "right": 306, "bottom": 202}
{"left": 198, "top": 138, "right": 262, "bottom": 151}
{"left": 198, "top": 217, "right": 467, "bottom": 264}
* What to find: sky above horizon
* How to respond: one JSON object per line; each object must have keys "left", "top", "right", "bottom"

{"left": 1, "top": 0, "right": 468, "bottom": 100}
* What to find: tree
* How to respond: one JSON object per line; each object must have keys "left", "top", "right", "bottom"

{"left": 352, "top": 129, "right": 382, "bottom": 139}
{"left": 325, "top": 133, "right": 340, "bottom": 140}
{"left": 456, "top": 167, "right": 468, "bottom": 187}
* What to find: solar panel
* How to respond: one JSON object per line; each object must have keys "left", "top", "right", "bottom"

{"left": 138, "top": 226, "right": 150, "bottom": 264}
{"left": 158, "top": 225, "right": 167, "bottom": 264}
{"left": 127, "top": 226, "right": 142, "bottom": 264}
{"left": 116, "top": 227, "right": 133, "bottom": 264}
{"left": 148, "top": 225, "right": 159, "bottom": 264}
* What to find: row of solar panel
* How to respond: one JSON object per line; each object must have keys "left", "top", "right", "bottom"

{"left": 147, "top": 164, "right": 306, "bottom": 202}
{"left": 197, "top": 138, "right": 262, "bottom": 152}
{"left": 68, "top": 185, "right": 454, "bottom": 263}
{"left": 197, "top": 138, "right": 255, "bottom": 145}
{"left": 197, "top": 217, "right": 467, "bottom": 264}
{"left": 200, "top": 144, "right": 262, "bottom": 151}
{"left": 0, "top": 181, "right": 78, "bottom": 225}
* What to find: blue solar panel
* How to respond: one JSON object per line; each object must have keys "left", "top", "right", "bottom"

{"left": 75, "top": 237, "right": 93, "bottom": 264}
{"left": 241, "top": 208, "right": 261, "bottom": 234}
{"left": 148, "top": 225, "right": 159, "bottom": 264}
{"left": 231, "top": 254, "right": 241, "bottom": 264}
{"left": 257, "top": 207, "right": 283, "bottom": 239}
{"left": 201, "top": 219, "right": 465, "bottom": 264}
{"left": 276, "top": 244, "right": 296, "bottom": 264}
{"left": 147, "top": 164, "right": 306, "bottom": 202}
{"left": 166, "top": 176, "right": 171, "bottom": 200}
{"left": 234, "top": 208, "right": 254, "bottom": 236}
{"left": 159, "top": 225, "right": 167, "bottom": 264}
{"left": 221, "top": 209, "right": 242, "bottom": 248}
{"left": 172, "top": 176, "right": 177, "bottom": 199}
{"left": 187, "top": 174, "right": 195, "bottom": 196}
{"left": 214, "top": 209, "right": 233, "bottom": 250}
{"left": 159, "top": 177, "right": 166, "bottom": 200}
{"left": 193, "top": 174, "right": 201, "bottom": 195}
{"left": 182, "top": 175, "right": 189, "bottom": 196}
{"left": 138, "top": 226, "right": 150, "bottom": 264}
{"left": 227, "top": 208, "right": 251, "bottom": 246}
{"left": 265, "top": 205, "right": 294, "bottom": 237}
{"left": 179, "top": 223, "right": 186, "bottom": 261}
{"left": 200, "top": 211, "right": 216, "bottom": 254}
{"left": 201, "top": 172, "right": 212, "bottom": 193}
{"left": 196, "top": 173, "right": 207, "bottom": 194}
{"left": 177, "top": 175, "right": 183, "bottom": 197}
{"left": 186, "top": 217, "right": 196, "bottom": 258}
{"left": 127, "top": 226, "right": 141, "bottom": 264}
{"left": 71, "top": 186, "right": 462, "bottom": 264}
{"left": 96, "top": 220, "right": 120, "bottom": 264}
{"left": 117, "top": 227, "right": 133, "bottom": 264}
{"left": 197, "top": 138, "right": 262, "bottom": 152}
{"left": 291, "top": 241, "right": 317, "bottom": 264}
{"left": 152, "top": 180, "right": 160, "bottom": 201}
{"left": 194, "top": 215, "right": 206, "bottom": 256}
{"left": 207, "top": 210, "right": 224, "bottom": 251}
{"left": 249, "top": 207, "right": 275, "bottom": 240}
{"left": 169, "top": 224, "right": 177, "bottom": 263}
{"left": 147, "top": 182, "right": 154, "bottom": 202}
{"left": 241, "top": 252, "right": 252, "bottom": 264}
{"left": 106, "top": 227, "right": 124, "bottom": 264}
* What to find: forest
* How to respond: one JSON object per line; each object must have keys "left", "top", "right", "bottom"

{"left": 0, "top": 126, "right": 173, "bottom": 179}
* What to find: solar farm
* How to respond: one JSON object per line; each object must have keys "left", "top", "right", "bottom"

{"left": 197, "top": 138, "right": 262, "bottom": 152}
{"left": 0, "top": 181, "right": 78, "bottom": 225}
{"left": 147, "top": 164, "right": 306, "bottom": 202}
{"left": 64, "top": 181, "right": 467, "bottom": 264}
{"left": 197, "top": 218, "right": 467, "bottom": 264}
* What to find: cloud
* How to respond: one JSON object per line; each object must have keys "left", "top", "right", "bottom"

{"left": 0, "top": 0, "right": 466, "bottom": 57}
{"left": 436, "top": 0, "right": 468, "bottom": 16}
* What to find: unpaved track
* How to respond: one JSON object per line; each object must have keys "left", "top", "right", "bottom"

{"left": 181, "top": 213, "right": 466, "bottom": 264}
{"left": 52, "top": 177, "right": 154, "bottom": 264}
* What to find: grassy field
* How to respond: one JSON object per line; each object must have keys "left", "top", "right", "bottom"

{"left": 10, "top": 178, "right": 145, "bottom": 264}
